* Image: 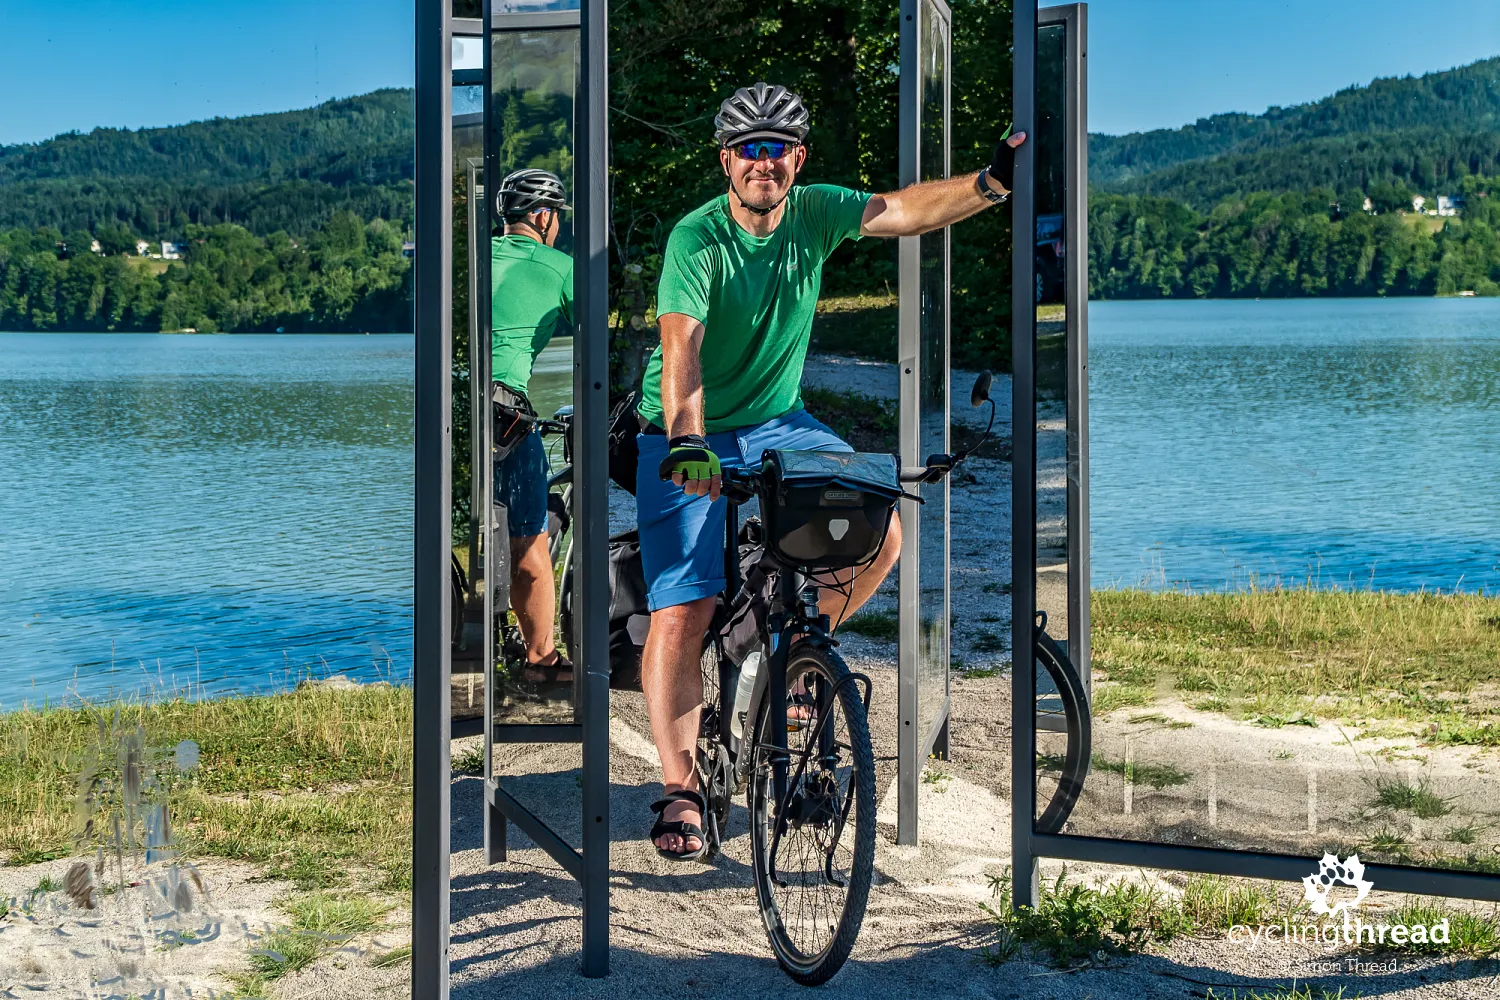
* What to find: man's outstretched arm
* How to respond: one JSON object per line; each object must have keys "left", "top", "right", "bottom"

{"left": 860, "top": 129, "right": 1027, "bottom": 239}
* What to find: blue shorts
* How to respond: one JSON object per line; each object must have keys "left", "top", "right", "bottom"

{"left": 495, "top": 429, "right": 551, "bottom": 538}
{"left": 635, "top": 408, "right": 852, "bottom": 611}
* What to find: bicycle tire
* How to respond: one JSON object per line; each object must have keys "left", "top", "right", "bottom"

{"left": 747, "top": 642, "right": 874, "bottom": 986}
{"left": 1034, "top": 626, "right": 1090, "bottom": 834}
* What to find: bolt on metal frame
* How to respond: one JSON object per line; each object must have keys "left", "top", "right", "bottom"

{"left": 1009, "top": 0, "right": 1500, "bottom": 911}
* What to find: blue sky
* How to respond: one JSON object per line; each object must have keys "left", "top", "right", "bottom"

{"left": 0, "top": 1, "right": 1495, "bottom": 145}
{"left": 0, "top": 0, "right": 414, "bottom": 145}
{"left": 1087, "top": 0, "right": 1500, "bottom": 135}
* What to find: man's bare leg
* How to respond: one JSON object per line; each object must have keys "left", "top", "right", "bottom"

{"left": 509, "top": 532, "right": 561, "bottom": 672}
{"left": 640, "top": 595, "right": 716, "bottom": 854}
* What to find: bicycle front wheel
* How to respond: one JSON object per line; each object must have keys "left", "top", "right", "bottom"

{"left": 747, "top": 642, "right": 874, "bottom": 986}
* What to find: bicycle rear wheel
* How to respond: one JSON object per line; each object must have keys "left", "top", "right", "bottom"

{"left": 1034, "top": 623, "right": 1091, "bottom": 834}
{"left": 747, "top": 642, "right": 874, "bottom": 986}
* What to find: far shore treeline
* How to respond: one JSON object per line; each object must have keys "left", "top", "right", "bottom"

{"left": 0, "top": 214, "right": 412, "bottom": 333}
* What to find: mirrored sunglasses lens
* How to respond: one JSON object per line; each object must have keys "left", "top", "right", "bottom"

{"left": 737, "top": 141, "right": 789, "bottom": 160}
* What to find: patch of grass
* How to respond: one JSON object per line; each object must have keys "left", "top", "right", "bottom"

{"left": 809, "top": 293, "right": 896, "bottom": 360}
{"left": 982, "top": 581, "right": 1013, "bottom": 595}
{"left": 978, "top": 614, "right": 1004, "bottom": 624}
{"left": 1446, "top": 822, "right": 1483, "bottom": 845}
{"left": 838, "top": 608, "right": 899, "bottom": 642}
{"left": 1373, "top": 778, "right": 1452, "bottom": 819}
{"left": 1253, "top": 712, "right": 1318, "bottom": 728}
{"left": 980, "top": 867, "right": 1191, "bottom": 967}
{"left": 1090, "top": 754, "right": 1191, "bottom": 789}
{"left": 1128, "top": 712, "right": 1167, "bottom": 724}
{"left": 921, "top": 768, "right": 951, "bottom": 792}
{"left": 1091, "top": 683, "right": 1153, "bottom": 716}
{"left": 371, "top": 943, "right": 412, "bottom": 968}
{"left": 1178, "top": 875, "right": 1299, "bottom": 931}
{"left": 959, "top": 665, "right": 1004, "bottom": 680}
{"left": 971, "top": 629, "right": 1009, "bottom": 653}
{"left": 801, "top": 387, "right": 898, "bottom": 453}
{"left": 1384, "top": 898, "right": 1500, "bottom": 958}
{"left": 1206, "top": 988, "right": 1355, "bottom": 1000}
{"left": 1092, "top": 587, "right": 1500, "bottom": 728}
{"left": 1359, "top": 828, "right": 1413, "bottom": 861}
{"left": 34, "top": 874, "right": 58, "bottom": 893}
{"left": 230, "top": 891, "right": 391, "bottom": 994}
{"left": 451, "top": 742, "right": 485, "bottom": 775}
{"left": 0, "top": 685, "right": 413, "bottom": 878}
{"left": 1431, "top": 717, "right": 1500, "bottom": 747}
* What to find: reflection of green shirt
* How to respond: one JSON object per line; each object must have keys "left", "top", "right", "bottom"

{"left": 491, "top": 234, "right": 573, "bottom": 392}
{"left": 639, "top": 184, "right": 871, "bottom": 433}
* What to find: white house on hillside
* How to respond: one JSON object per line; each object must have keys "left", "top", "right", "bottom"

{"left": 1437, "top": 195, "right": 1464, "bottom": 217}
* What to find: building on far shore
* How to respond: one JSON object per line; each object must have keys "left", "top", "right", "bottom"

{"left": 161, "top": 241, "right": 184, "bottom": 260}
{"left": 135, "top": 239, "right": 152, "bottom": 256}
{"left": 1437, "top": 195, "right": 1464, "bottom": 217}
{"left": 1411, "top": 195, "right": 1426, "bottom": 213}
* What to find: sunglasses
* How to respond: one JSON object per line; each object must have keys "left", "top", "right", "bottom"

{"left": 733, "top": 140, "right": 798, "bottom": 161}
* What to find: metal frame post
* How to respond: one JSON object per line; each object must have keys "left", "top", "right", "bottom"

{"left": 576, "top": 0, "right": 611, "bottom": 977}
{"left": 896, "top": 0, "right": 921, "bottom": 850}
{"left": 896, "top": 0, "right": 953, "bottom": 849}
{"left": 412, "top": 0, "right": 452, "bottom": 992}
{"left": 1055, "top": 4, "right": 1090, "bottom": 693}
{"left": 1008, "top": 0, "right": 1038, "bottom": 912}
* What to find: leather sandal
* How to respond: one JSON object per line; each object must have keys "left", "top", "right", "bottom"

{"left": 649, "top": 789, "right": 709, "bottom": 862}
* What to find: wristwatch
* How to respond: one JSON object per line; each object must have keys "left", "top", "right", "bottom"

{"left": 976, "top": 167, "right": 1009, "bottom": 204}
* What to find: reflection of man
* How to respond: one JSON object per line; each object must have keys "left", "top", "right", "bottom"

{"left": 636, "top": 83, "right": 1026, "bottom": 859}
{"left": 491, "top": 168, "right": 573, "bottom": 682}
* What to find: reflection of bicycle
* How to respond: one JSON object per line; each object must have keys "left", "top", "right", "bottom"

{"left": 691, "top": 374, "right": 995, "bottom": 985}
{"left": 1033, "top": 608, "right": 1090, "bottom": 834}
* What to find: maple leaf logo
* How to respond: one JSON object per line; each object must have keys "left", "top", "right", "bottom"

{"left": 1302, "top": 852, "right": 1374, "bottom": 921}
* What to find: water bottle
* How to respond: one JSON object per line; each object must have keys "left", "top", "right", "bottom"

{"left": 729, "top": 650, "right": 763, "bottom": 740}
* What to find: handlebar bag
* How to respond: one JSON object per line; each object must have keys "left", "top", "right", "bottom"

{"left": 760, "top": 450, "right": 902, "bottom": 572}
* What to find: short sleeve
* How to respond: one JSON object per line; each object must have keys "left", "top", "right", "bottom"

{"left": 800, "top": 184, "right": 873, "bottom": 261}
{"left": 656, "top": 225, "right": 714, "bottom": 324}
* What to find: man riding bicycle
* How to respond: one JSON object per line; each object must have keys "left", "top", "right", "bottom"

{"left": 491, "top": 167, "right": 574, "bottom": 684}
{"left": 636, "top": 82, "right": 1025, "bottom": 859}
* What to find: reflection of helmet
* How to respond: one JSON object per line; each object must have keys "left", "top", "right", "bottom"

{"left": 497, "top": 168, "right": 570, "bottom": 220}
{"left": 713, "top": 83, "right": 810, "bottom": 147}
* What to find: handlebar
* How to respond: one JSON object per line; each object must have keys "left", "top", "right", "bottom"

{"left": 535, "top": 418, "right": 569, "bottom": 437}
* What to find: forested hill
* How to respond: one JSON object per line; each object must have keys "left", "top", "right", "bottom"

{"left": 0, "top": 90, "right": 414, "bottom": 239}
{"left": 1092, "top": 56, "right": 1500, "bottom": 201}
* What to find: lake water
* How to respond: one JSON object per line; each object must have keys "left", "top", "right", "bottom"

{"left": 1089, "top": 298, "right": 1500, "bottom": 594}
{"left": 0, "top": 334, "right": 417, "bottom": 708}
{"left": 4, "top": 301, "right": 1495, "bottom": 707}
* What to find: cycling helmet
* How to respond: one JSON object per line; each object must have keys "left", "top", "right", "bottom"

{"left": 496, "top": 168, "right": 570, "bottom": 221}
{"left": 713, "top": 83, "right": 810, "bottom": 147}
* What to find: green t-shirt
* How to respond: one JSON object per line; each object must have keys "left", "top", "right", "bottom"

{"left": 491, "top": 234, "right": 573, "bottom": 392}
{"left": 638, "top": 183, "right": 871, "bottom": 433}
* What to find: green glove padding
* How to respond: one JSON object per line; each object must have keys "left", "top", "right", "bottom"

{"left": 658, "top": 435, "right": 722, "bottom": 483}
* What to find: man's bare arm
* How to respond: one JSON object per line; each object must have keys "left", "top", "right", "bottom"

{"left": 860, "top": 129, "right": 1027, "bottom": 239}
{"left": 659, "top": 312, "right": 707, "bottom": 438}
{"left": 658, "top": 311, "right": 722, "bottom": 499}
{"left": 859, "top": 171, "right": 994, "bottom": 238}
